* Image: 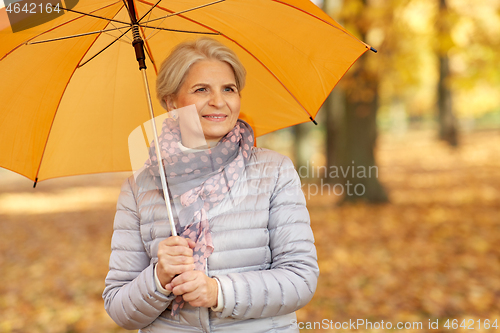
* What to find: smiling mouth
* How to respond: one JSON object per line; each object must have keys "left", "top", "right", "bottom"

{"left": 203, "top": 115, "right": 227, "bottom": 121}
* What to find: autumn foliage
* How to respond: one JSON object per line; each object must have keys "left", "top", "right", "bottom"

{"left": 1, "top": 130, "right": 499, "bottom": 332}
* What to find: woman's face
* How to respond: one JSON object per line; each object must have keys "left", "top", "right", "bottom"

{"left": 166, "top": 59, "right": 241, "bottom": 143}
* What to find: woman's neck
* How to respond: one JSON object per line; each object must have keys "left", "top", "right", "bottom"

{"left": 206, "top": 140, "right": 219, "bottom": 149}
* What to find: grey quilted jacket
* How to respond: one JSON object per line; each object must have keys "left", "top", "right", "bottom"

{"left": 103, "top": 148, "right": 319, "bottom": 332}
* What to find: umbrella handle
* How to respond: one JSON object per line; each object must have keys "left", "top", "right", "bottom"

{"left": 140, "top": 69, "right": 178, "bottom": 237}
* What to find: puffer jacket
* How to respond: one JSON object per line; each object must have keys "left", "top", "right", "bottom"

{"left": 103, "top": 147, "right": 319, "bottom": 332}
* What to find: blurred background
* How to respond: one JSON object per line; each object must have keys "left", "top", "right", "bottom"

{"left": 1, "top": 0, "right": 499, "bottom": 332}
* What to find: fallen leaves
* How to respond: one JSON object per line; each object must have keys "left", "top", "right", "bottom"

{"left": 0, "top": 187, "right": 120, "bottom": 215}
{"left": 297, "top": 130, "right": 500, "bottom": 332}
{"left": 0, "top": 130, "right": 499, "bottom": 332}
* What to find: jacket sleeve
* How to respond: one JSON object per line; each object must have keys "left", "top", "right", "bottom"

{"left": 215, "top": 156, "right": 319, "bottom": 319}
{"left": 102, "top": 178, "right": 175, "bottom": 330}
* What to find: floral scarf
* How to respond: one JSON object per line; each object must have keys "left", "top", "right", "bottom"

{"left": 145, "top": 117, "right": 254, "bottom": 315}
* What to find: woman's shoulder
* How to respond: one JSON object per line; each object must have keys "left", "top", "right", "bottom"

{"left": 248, "top": 148, "right": 304, "bottom": 201}
{"left": 121, "top": 168, "right": 159, "bottom": 197}
{"left": 250, "top": 147, "right": 291, "bottom": 164}
{"left": 249, "top": 147, "right": 297, "bottom": 176}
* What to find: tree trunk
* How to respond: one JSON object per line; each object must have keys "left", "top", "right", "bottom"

{"left": 323, "top": 0, "right": 388, "bottom": 203}
{"left": 324, "top": 86, "right": 343, "bottom": 185}
{"left": 293, "top": 123, "right": 308, "bottom": 170}
{"left": 437, "top": 0, "right": 458, "bottom": 146}
{"left": 323, "top": 0, "right": 341, "bottom": 185}
{"left": 336, "top": 58, "right": 389, "bottom": 203}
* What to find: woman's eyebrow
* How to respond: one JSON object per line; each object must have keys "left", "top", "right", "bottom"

{"left": 191, "top": 82, "right": 237, "bottom": 88}
{"left": 190, "top": 83, "right": 209, "bottom": 90}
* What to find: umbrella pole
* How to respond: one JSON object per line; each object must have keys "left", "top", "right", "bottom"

{"left": 140, "top": 70, "right": 178, "bottom": 237}
{"left": 127, "top": 0, "right": 177, "bottom": 236}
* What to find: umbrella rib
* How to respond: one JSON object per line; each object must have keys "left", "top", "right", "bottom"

{"left": 139, "top": 25, "right": 158, "bottom": 72}
{"left": 122, "top": 0, "right": 132, "bottom": 20}
{"left": 21, "top": 5, "right": 132, "bottom": 62}
{"left": 25, "top": 27, "right": 129, "bottom": 45}
{"left": 140, "top": 0, "right": 158, "bottom": 31}
{"left": 139, "top": 24, "right": 220, "bottom": 35}
{"left": 107, "top": 21, "right": 133, "bottom": 43}
{"left": 219, "top": 34, "right": 317, "bottom": 123}
{"left": 77, "top": 28, "right": 132, "bottom": 68}
{"left": 138, "top": 0, "right": 163, "bottom": 23}
{"left": 1, "top": 2, "right": 124, "bottom": 61}
{"left": 140, "top": 0, "right": 226, "bottom": 24}
{"left": 30, "top": 2, "right": 130, "bottom": 182}
{"left": 271, "top": 0, "right": 371, "bottom": 50}
{"left": 59, "top": 4, "right": 131, "bottom": 25}
{"left": 91, "top": 1, "right": 131, "bottom": 43}
{"left": 138, "top": 0, "right": 223, "bottom": 40}
{"left": 71, "top": 2, "right": 137, "bottom": 67}
{"left": 134, "top": 1, "right": 313, "bottom": 121}
{"left": 143, "top": 42, "right": 155, "bottom": 67}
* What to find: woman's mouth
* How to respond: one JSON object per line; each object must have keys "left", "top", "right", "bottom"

{"left": 202, "top": 114, "right": 227, "bottom": 122}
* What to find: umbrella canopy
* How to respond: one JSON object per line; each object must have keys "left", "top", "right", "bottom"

{"left": 0, "top": 0, "right": 371, "bottom": 183}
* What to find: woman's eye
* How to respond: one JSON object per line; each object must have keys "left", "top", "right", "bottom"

{"left": 195, "top": 87, "right": 206, "bottom": 92}
{"left": 224, "top": 87, "right": 235, "bottom": 92}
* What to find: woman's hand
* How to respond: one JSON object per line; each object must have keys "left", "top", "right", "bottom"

{"left": 156, "top": 236, "right": 196, "bottom": 288}
{"left": 166, "top": 271, "right": 218, "bottom": 308}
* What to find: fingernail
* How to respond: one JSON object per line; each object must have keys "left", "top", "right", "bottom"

{"left": 165, "top": 283, "right": 172, "bottom": 291}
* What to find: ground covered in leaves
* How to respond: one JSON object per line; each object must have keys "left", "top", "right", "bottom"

{"left": 1, "top": 130, "right": 499, "bottom": 333}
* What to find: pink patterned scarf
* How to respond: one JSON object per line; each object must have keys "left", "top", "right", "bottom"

{"left": 145, "top": 118, "right": 254, "bottom": 315}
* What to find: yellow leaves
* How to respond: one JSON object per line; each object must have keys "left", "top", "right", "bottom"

{"left": 0, "top": 130, "right": 499, "bottom": 332}
{"left": 0, "top": 174, "right": 130, "bottom": 333}
{"left": 0, "top": 187, "right": 120, "bottom": 215}
{"left": 298, "top": 130, "right": 500, "bottom": 332}
{"left": 469, "top": 236, "right": 490, "bottom": 254}
{"left": 467, "top": 285, "right": 493, "bottom": 312}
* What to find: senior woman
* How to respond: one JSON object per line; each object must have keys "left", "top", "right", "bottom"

{"left": 103, "top": 37, "right": 319, "bottom": 332}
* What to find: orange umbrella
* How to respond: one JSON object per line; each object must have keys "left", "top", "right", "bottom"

{"left": 0, "top": 0, "right": 372, "bottom": 185}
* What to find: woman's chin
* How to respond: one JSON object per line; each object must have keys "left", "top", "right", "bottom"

{"left": 203, "top": 132, "right": 226, "bottom": 143}
{"left": 202, "top": 123, "right": 235, "bottom": 141}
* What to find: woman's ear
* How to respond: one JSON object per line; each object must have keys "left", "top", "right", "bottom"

{"left": 165, "top": 96, "right": 177, "bottom": 111}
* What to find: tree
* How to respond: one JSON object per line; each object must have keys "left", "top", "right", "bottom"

{"left": 324, "top": 0, "right": 389, "bottom": 203}
{"left": 436, "top": 0, "right": 458, "bottom": 146}
{"left": 292, "top": 122, "right": 310, "bottom": 171}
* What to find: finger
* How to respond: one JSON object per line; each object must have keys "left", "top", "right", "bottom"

{"left": 161, "top": 236, "right": 190, "bottom": 248}
{"left": 160, "top": 255, "right": 194, "bottom": 266}
{"left": 169, "top": 271, "right": 202, "bottom": 294}
{"left": 160, "top": 244, "right": 193, "bottom": 257}
{"left": 171, "top": 279, "right": 199, "bottom": 296}
{"left": 170, "top": 270, "right": 198, "bottom": 287}
{"left": 182, "top": 288, "right": 204, "bottom": 303}
{"left": 160, "top": 263, "right": 195, "bottom": 278}
{"left": 158, "top": 257, "right": 195, "bottom": 275}
{"left": 186, "top": 238, "right": 196, "bottom": 249}
{"left": 170, "top": 274, "right": 216, "bottom": 308}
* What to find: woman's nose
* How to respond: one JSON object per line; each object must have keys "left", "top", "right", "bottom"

{"left": 209, "top": 91, "right": 225, "bottom": 108}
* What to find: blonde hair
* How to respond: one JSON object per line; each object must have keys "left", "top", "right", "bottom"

{"left": 156, "top": 38, "right": 246, "bottom": 110}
